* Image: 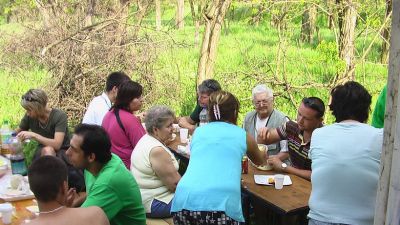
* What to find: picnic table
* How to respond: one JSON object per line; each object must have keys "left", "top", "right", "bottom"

{"left": 242, "top": 165, "right": 311, "bottom": 225}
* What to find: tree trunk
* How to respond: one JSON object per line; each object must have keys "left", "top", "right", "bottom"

{"left": 85, "top": 0, "right": 96, "bottom": 26}
{"left": 189, "top": 0, "right": 202, "bottom": 45}
{"left": 301, "top": 4, "right": 317, "bottom": 43}
{"left": 326, "top": 0, "right": 336, "bottom": 29}
{"left": 176, "top": 0, "right": 185, "bottom": 29}
{"left": 197, "top": 0, "right": 232, "bottom": 84}
{"left": 337, "top": 0, "right": 357, "bottom": 81}
{"left": 155, "top": 0, "right": 162, "bottom": 30}
{"left": 374, "top": 1, "right": 400, "bottom": 224}
{"left": 381, "top": 0, "right": 392, "bottom": 64}
{"left": 34, "top": 0, "right": 52, "bottom": 29}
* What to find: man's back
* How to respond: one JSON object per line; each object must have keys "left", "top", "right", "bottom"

{"left": 25, "top": 206, "right": 109, "bottom": 225}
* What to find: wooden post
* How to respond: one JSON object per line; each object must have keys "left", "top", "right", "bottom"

{"left": 374, "top": 0, "right": 400, "bottom": 224}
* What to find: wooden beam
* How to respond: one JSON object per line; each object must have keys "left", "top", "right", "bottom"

{"left": 374, "top": 0, "right": 400, "bottom": 224}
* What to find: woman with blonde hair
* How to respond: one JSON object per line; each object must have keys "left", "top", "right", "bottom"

{"left": 171, "top": 91, "right": 268, "bottom": 225}
{"left": 17, "top": 89, "right": 84, "bottom": 190}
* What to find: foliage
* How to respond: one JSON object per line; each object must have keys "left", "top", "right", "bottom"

{"left": 22, "top": 139, "right": 38, "bottom": 168}
{"left": 0, "top": 0, "right": 389, "bottom": 128}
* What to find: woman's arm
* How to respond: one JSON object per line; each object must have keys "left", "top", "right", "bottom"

{"left": 149, "top": 147, "right": 181, "bottom": 192}
{"left": 17, "top": 131, "right": 65, "bottom": 151}
{"left": 246, "top": 134, "right": 267, "bottom": 166}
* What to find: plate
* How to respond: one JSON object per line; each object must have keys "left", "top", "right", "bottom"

{"left": 250, "top": 160, "right": 273, "bottom": 171}
{"left": 254, "top": 175, "right": 292, "bottom": 186}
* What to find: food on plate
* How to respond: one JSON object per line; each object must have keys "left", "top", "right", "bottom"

{"left": 268, "top": 177, "right": 275, "bottom": 184}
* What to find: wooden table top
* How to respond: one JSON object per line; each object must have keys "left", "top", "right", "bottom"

{"left": 241, "top": 165, "right": 311, "bottom": 215}
{"left": 0, "top": 199, "right": 36, "bottom": 225}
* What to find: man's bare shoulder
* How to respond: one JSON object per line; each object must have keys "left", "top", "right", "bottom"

{"left": 22, "top": 207, "right": 109, "bottom": 225}
{"left": 77, "top": 206, "right": 110, "bottom": 225}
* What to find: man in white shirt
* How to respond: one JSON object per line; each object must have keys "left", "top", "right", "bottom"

{"left": 242, "top": 84, "right": 289, "bottom": 160}
{"left": 82, "top": 72, "right": 130, "bottom": 125}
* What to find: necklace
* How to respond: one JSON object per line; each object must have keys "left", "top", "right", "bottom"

{"left": 40, "top": 206, "right": 65, "bottom": 214}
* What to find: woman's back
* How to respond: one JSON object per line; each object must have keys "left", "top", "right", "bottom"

{"left": 172, "top": 122, "right": 247, "bottom": 222}
{"left": 102, "top": 109, "right": 145, "bottom": 168}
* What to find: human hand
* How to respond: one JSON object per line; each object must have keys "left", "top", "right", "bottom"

{"left": 267, "top": 156, "right": 284, "bottom": 172}
{"left": 17, "top": 131, "right": 36, "bottom": 140}
{"left": 137, "top": 112, "right": 146, "bottom": 122}
{"left": 65, "top": 188, "right": 78, "bottom": 207}
{"left": 257, "top": 127, "right": 269, "bottom": 143}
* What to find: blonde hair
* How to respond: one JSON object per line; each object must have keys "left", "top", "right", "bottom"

{"left": 21, "top": 89, "right": 48, "bottom": 114}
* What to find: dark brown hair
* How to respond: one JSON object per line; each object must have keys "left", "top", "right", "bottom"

{"left": 208, "top": 91, "right": 240, "bottom": 124}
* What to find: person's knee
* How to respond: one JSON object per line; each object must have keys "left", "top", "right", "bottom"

{"left": 41, "top": 146, "right": 56, "bottom": 156}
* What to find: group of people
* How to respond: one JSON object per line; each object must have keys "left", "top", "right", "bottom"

{"left": 14, "top": 71, "right": 384, "bottom": 225}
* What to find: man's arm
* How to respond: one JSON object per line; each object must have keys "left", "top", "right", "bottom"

{"left": 257, "top": 127, "right": 282, "bottom": 145}
{"left": 267, "top": 157, "right": 311, "bottom": 180}
{"left": 178, "top": 116, "right": 196, "bottom": 134}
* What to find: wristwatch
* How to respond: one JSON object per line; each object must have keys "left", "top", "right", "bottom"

{"left": 281, "top": 163, "right": 288, "bottom": 170}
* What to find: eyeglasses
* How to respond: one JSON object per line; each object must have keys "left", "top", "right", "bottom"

{"left": 21, "top": 95, "right": 37, "bottom": 102}
{"left": 254, "top": 98, "right": 272, "bottom": 107}
{"left": 302, "top": 97, "right": 324, "bottom": 117}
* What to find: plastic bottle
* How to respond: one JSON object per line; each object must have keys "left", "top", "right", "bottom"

{"left": 199, "top": 108, "right": 208, "bottom": 126}
{"left": 1, "top": 120, "right": 13, "bottom": 155}
{"left": 9, "top": 134, "right": 27, "bottom": 176}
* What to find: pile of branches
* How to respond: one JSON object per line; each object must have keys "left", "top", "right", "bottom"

{"left": 2, "top": 1, "right": 160, "bottom": 124}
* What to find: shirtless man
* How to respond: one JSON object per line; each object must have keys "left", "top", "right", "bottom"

{"left": 24, "top": 156, "right": 109, "bottom": 225}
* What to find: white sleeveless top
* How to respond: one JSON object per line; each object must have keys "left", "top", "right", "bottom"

{"left": 131, "top": 134, "right": 179, "bottom": 213}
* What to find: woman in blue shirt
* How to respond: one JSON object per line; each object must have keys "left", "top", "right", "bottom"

{"left": 171, "top": 91, "right": 267, "bottom": 225}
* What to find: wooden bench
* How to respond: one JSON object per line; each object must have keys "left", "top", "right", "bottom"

{"left": 146, "top": 217, "right": 173, "bottom": 225}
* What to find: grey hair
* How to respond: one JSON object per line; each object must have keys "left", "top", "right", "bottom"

{"left": 145, "top": 105, "right": 175, "bottom": 134}
{"left": 252, "top": 84, "right": 273, "bottom": 100}
{"left": 21, "top": 89, "right": 48, "bottom": 114}
{"left": 198, "top": 79, "right": 221, "bottom": 94}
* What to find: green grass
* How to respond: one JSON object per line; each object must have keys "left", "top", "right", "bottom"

{"left": 0, "top": 2, "right": 388, "bottom": 127}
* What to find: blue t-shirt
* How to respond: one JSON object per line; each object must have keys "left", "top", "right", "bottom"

{"left": 308, "top": 122, "right": 383, "bottom": 225}
{"left": 171, "top": 122, "right": 247, "bottom": 222}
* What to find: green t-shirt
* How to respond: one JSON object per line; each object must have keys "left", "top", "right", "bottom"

{"left": 189, "top": 103, "right": 202, "bottom": 123}
{"left": 82, "top": 154, "right": 146, "bottom": 225}
{"left": 19, "top": 108, "right": 70, "bottom": 149}
{"left": 372, "top": 85, "right": 387, "bottom": 128}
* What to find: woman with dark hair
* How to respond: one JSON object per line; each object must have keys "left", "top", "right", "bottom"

{"left": 102, "top": 80, "right": 146, "bottom": 169}
{"left": 171, "top": 91, "right": 268, "bottom": 225}
{"left": 308, "top": 81, "right": 383, "bottom": 225}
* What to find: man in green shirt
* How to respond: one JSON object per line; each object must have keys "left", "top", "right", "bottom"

{"left": 372, "top": 85, "right": 387, "bottom": 128}
{"left": 66, "top": 124, "right": 146, "bottom": 225}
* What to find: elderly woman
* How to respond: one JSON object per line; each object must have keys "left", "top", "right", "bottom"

{"left": 308, "top": 81, "right": 383, "bottom": 225}
{"left": 16, "top": 89, "right": 84, "bottom": 190}
{"left": 171, "top": 91, "right": 268, "bottom": 225}
{"left": 131, "top": 105, "right": 181, "bottom": 218}
{"left": 102, "top": 80, "right": 146, "bottom": 169}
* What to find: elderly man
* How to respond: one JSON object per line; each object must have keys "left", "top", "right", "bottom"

{"left": 258, "top": 97, "right": 325, "bottom": 180}
{"left": 25, "top": 156, "right": 109, "bottom": 225}
{"left": 178, "top": 79, "right": 221, "bottom": 133}
{"left": 243, "top": 84, "right": 288, "bottom": 160}
{"left": 82, "top": 71, "right": 131, "bottom": 125}
{"left": 66, "top": 124, "right": 146, "bottom": 225}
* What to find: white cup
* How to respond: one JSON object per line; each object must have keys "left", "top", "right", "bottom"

{"left": 180, "top": 128, "right": 189, "bottom": 143}
{"left": 0, "top": 203, "right": 13, "bottom": 224}
{"left": 172, "top": 124, "right": 180, "bottom": 133}
{"left": 274, "top": 174, "right": 285, "bottom": 190}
